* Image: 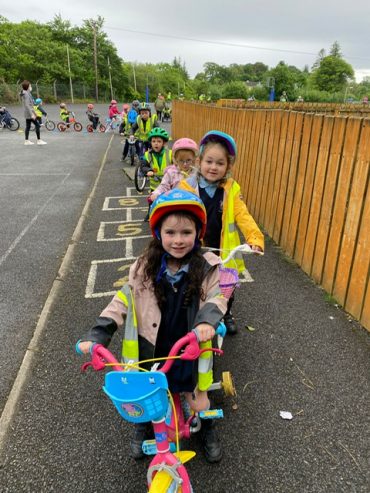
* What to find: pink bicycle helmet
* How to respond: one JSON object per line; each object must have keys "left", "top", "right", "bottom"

{"left": 172, "top": 138, "right": 199, "bottom": 157}
{"left": 110, "top": 99, "right": 117, "bottom": 105}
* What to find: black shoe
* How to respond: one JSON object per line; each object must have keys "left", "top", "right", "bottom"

{"left": 224, "top": 313, "right": 238, "bottom": 335}
{"left": 143, "top": 213, "right": 149, "bottom": 222}
{"left": 130, "top": 423, "right": 152, "bottom": 460}
{"left": 200, "top": 419, "right": 222, "bottom": 463}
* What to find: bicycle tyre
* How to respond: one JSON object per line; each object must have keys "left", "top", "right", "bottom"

{"left": 98, "top": 124, "right": 106, "bottom": 133}
{"left": 86, "top": 124, "right": 94, "bottom": 133}
{"left": 73, "top": 122, "right": 83, "bottom": 132}
{"left": 8, "top": 118, "right": 20, "bottom": 131}
{"left": 134, "top": 163, "right": 147, "bottom": 193}
{"left": 130, "top": 152, "right": 135, "bottom": 166}
{"left": 57, "top": 122, "right": 66, "bottom": 132}
{"left": 45, "top": 120, "right": 55, "bottom": 131}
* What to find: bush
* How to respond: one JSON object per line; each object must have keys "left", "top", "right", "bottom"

{"left": 222, "top": 81, "right": 248, "bottom": 99}
{"left": 0, "top": 82, "right": 18, "bottom": 104}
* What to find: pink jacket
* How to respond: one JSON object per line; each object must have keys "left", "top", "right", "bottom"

{"left": 151, "top": 165, "right": 187, "bottom": 200}
{"left": 99, "top": 251, "right": 227, "bottom": 346}
{"left": 108, "top": 105, "right": 120, "bottom": 118}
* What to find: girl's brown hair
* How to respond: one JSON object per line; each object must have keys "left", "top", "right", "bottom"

{"left": 134, "top": 211, "right": 206, "bottom": 307}
{"left": 21, "top": 80, "right": 30, "bottom": 90}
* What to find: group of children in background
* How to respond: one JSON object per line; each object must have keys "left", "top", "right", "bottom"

{"left": 78, "top": 123, "right": 264, "bottom": 464}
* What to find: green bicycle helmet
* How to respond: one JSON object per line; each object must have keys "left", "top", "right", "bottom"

{"left": 148, "top": 127, "right": 169, "bottom": 142}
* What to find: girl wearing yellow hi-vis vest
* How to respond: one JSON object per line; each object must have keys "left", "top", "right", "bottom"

{"left": 78, "top": 189, "right": 227, "bottom": 463}
{"left": 179, "top": 130, "right": 264, "bottom": 335}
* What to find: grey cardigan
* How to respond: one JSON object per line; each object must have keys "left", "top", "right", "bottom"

{"left": 20, "top": 90, "right": 35, "bottom": 119}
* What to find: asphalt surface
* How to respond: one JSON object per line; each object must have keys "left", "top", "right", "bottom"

{"left": 0, "top": 105, "right": 369, "bottom": 492}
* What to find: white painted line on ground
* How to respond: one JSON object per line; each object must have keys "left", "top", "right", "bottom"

{"left": 98, "top": 233, "right": 151, "bottom": 242}
{"left": 0, "top": 173, "right": 69, "bottom": 176}
{"left": 0, "top": 134, "right": 115, "bottom": 456}
{"left": 0, "top": 173, "right": 71, "bottom": 269}
{"left": 85, "top": 256, "right": 136, "bottom": 298}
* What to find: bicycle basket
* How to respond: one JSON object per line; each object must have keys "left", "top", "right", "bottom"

{"left": 219, "top": 266, "right": 240, "bottom": 299}
{"left": 103, "top": 371, "right": 169, "bottom": 423}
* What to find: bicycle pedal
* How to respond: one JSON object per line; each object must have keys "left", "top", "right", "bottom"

{"left": 198, "top": 409, "right": 224, "bottom": 419}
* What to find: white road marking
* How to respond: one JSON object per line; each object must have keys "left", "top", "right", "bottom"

{"left": 0, "top": 173, "right": 71, "bottom": 268}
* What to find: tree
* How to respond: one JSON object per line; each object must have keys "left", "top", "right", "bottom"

{"left": 329, "top": 41, "right": 342, "bottom": 58}
{"left": 311, "top": 56, "right": 354, "bottom": 92}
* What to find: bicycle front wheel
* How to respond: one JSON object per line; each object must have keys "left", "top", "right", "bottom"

{"left": 134, "top": 163, "right": 147, "bottom": 192}
{"left": 73, "top": 122, "right": 82, "bottom": 132}
{"left": 45, "top": 120, "right": 55, "bottom": 131}
{"left": 149, "top": 472, "right": 193, "bottom": 493}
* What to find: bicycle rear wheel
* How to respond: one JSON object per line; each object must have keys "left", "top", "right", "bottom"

{"left": 8, "top": 118, "right": 20, "bottom": 131}
{"left": 57, "top": 122, "right": 67, "bottom": 132}
{"left": 134, "top": 163, "right": 147, "bottom": 192}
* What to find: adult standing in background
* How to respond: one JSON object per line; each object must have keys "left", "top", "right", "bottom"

{"left": 20, "top": 80, "right": 47, "bottom": 146}
{"left": 154, "top": 93, "right": 165, "bottom": 121}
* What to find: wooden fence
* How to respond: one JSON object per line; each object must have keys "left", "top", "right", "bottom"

{"left": 172, "top": 101, "right": 370, "bottom": 332}
{"left": 216, "top": 99, "right": 370, "bottom": 117}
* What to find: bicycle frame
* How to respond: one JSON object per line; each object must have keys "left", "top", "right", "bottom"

{"left": 79, "top": 328, "right": 227, "bottom": 492}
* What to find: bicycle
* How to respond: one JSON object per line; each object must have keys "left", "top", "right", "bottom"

{"left": 134, "top": 163, "right": 161, "bottom": 193}
{"left": 104, "top": 115, "right": 122, "bottom": 133}
{"left": 0, "top": 108, "right": 20, "bottom": 131}
{"left": 86, "top": 121, "right": 106, "bottom": 133}
{"left": 77, "top": 323, "right": 234, "bottom": 492}
{"left": 126, "top": 134, "right": 139, "bottom": 166}
{"left": 30, "top": 116, "right": 56, "bottom": 132}
{"left": 57, "top": 112, "right": 82, "bottom": 132}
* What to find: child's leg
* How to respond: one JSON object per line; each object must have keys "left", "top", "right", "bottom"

{"left": 224, "top": 294, "right": 237, "bottom": 335}
{"left": 185, "top": 389, "right": 222, "bottom": 463}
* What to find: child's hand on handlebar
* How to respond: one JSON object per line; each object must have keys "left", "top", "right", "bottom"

{"left": 193, "top": 323, "right": 215, "bottom": 342}
{"left": 77, "top": 340, "right": 94, "bottom": 354}
{"left": 147, "top": 171, "right": 154, "bottom": 177}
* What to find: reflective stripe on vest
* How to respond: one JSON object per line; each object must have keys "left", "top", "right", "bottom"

{"left": 146, "top": 149, "right": 171, "bottom": 190}
{"left": 198, "top": 340, "right": 213, "bottom": 391}
{"left": 135, "top": 116, "right": 155, "bottom": 140}
{"left": 118, "top": 285, "right": 139, "bottom": 366}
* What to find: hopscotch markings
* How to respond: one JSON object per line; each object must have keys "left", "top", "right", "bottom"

{"left": 102, "top": 195, "right": 147, "bottom": 211}
{"left": 97, "top": 220, "right": 150, "bottom": 242}
{"left": 85, "top": 257, "right": 137, "bottom": 298}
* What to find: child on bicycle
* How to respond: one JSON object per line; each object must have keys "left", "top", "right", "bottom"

{"left": 34, "top": 98, "right": 47, "bottom": 125}
{"left": 122, "top": 103, "right": 159, "bottom": 161}
{"left": 141, "top": 127, "right": 172, "bottom": 221}
{"left": 108, "top": 99, "right": 120, "bottom": 120}
{"left": 179, "top": 130, "right": 264, "bottom": 335}
{"left": 119, "top": 103, "right": 130, "bottom": 135}
{"left": 59, "top": 103, "right": 70, "bottom": 128}
{"left": 149, "top": 138, "right": 199, "bottom": 202}
{"left": 86, "top": 103, "right": 100, "bottom": 130}
{"left": 78, "top": 189, "right": 227, "bottom": 463}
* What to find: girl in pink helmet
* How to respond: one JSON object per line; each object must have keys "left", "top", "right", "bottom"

{"left": 149, "top": 137, "right": 199, "bottom": 202}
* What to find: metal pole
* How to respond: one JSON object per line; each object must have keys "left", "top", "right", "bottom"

{"left": 36, "top": 80, "right": 40, "bottom": 98}
{"left": 92, "top": 24, "right": 99, "bottom": 102}
{"left": 133, "top": 64, "right": 137, "bottom": 93}
{"left": 66, "top": 45, "right": 74, "bottom": 103}
{"left": 107, "top": 56, "right": 113, "bottom": 100}
{"left": 53, "top": 80, "right": 57, "bottom": 100}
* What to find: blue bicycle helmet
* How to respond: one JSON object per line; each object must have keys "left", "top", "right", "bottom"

{"left": 35, "top": 98, "right": 42, "bottom": 105}
{"left": 149, "top": 189, "right": 207, "bottom": 240}
{"left": 199, "top": 130, "right": 237, "bottom": 157}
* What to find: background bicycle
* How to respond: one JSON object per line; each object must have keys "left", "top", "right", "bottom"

{"left": 0, "top": 107, "right": 20, "bottom": 130}
{"left": 57, "top": 111, "right": 82, "bottom": 132}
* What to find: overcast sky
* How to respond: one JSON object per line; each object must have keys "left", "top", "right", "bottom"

{"left": 2, "top": 0, "right": 370, "bottom": 81}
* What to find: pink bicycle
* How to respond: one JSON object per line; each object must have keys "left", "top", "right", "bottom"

{"left": 76, "top": 324, "right": 235, "bottom": 492}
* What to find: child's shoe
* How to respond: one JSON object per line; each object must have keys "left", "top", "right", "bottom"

{"left": 24, "top": 140, "right": 34, "bottom": 145}
{"left": 37, "top": 139, "right": 47, "bottom": 145}
{"left": 200, "top": 418, "right": 222, "bottom": 463}
{"left": 130, "top": 423, "right": 152, "bottom": 460}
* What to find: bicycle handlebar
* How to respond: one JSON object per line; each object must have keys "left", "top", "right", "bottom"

{"left": 76, "top": 323, "right": 225, "bottom": 374}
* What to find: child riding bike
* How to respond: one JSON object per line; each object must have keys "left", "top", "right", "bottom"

{"left": 33, "top": 98, "right": 47, "bottom": 125}
{"left": 149, "top": 137, "right": 199, "bottom": 202}
{"left": 86, "top": 103, "right": 101, "bottom": 130}
{"left": 78, "top": 189, "right": 228, "bottom": 463}
{"left": 59, "top": 103, "right": 71, "bottom": 128}
{"left": 121, "top": 103, "right": 159, "bottom": 162}
{"left": 141, "top": 127, "right": 172, "bottom": 221}
{"left": 179, "top": 130, "right": 264, "bottom": 335}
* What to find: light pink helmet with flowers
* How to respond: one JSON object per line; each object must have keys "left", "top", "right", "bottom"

{"left": 172, "top": 138, "right": 199, "bottom": 158}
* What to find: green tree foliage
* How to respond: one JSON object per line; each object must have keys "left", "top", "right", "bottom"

{"left": 222, "top": 81, "right": 248, "bottom": 99}
{"left": 311, "top": 56, "right": 354, "bottom": 92}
